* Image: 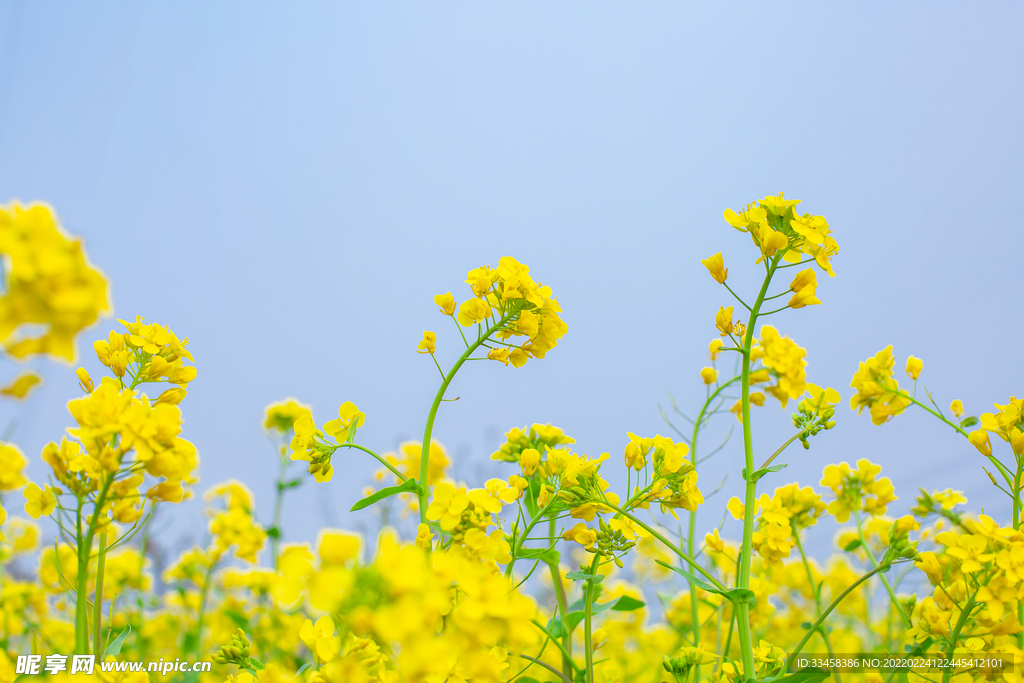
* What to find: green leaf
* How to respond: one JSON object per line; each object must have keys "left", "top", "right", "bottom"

{"left": 516, "top": 678, "right": 543, "bottom": 683}
{"left": 224, "top": 609, "right": 250, "bottom": 629}
{"left": 549, "top": 594, "right": 646, "bottom": 634}
{"left": 744, "top": 463, "right": 788, "bottom": 483}
{"left": 350, "top": 479, "right": 423, "bottom": 511}
{"left": 608, "top": 595, "right": 645, "bottom": 611}
{"left": 248, "top": 658, "right": 265, "bottom": 671}
{"left": 655, "top": 560, "right": 718, "bottom": 593}
{"left": 565, "top": 571, "right": 603, "bottom": 582}
{"left": 842, "top": 539, "right": 863, "bottom": 552}
{"left": 772, "top": 667, "right": 830, "bottom": 683}
{"left": 960, "top": 416, "right": 979, "bottom": 428}
{"left": 518, "top": 547, "right": 560, "bottom": 565}
{"left": 723, "top": 588, "right": 756, "bottom": 606}
{"left": 104, "top": 625, "right": 131, "bottom": 658}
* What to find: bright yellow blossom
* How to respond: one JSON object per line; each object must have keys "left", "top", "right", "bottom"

{"left": 701, "top": 252, "right": 728, "bottom": 283}
{"left": 417, "top": 330, "right": 436, "bottom": 354}
{"left": 434, "top": 292, "right": 456, "bottom": 315}
{"left": 23, "top": 483, "right": 57, "bottom": 519}
{"left": 905, "top": 355, "right": 923, "bottom": 380}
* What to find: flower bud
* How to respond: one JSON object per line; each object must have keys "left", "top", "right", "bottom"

{"left": 76, "top": 367, "right": 94, "bottom": 393}
{"left": 968, "top": 429, "right": 992, "bottom": 456}
{"left": 905, "top": 355, "right": 923, "bottom": 380}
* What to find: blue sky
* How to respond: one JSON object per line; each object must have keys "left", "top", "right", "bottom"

{"left": 0, "top": 2, "right": 1021, "bottom": 558}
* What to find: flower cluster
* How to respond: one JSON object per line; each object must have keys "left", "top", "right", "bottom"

{"left": 849, "top": 345, "right": 913, "bottom": 425}
{"left": 751, "top": 325, "right": 807, "bottom": 407}
{"left": 723, "top": 193, "right": 838, "bottom": 275}
{"left": 434, "top": 256, "right": 567, "bottom": 368}
{"left": 0, "top": 202, "right": 110, "bottom": 360}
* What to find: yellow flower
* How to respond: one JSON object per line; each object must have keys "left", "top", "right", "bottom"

{"left": 905, "top": 355, "right": 923, "bottom": 380}
{"left": 788, "top": 268, "right": 821, "bottom": 309}
{"left": 434, "top": 292, "right": 456, "bottom": 316}
{"left": 715, "top": 306, "right": 734, "bottom": 336}
{"left": 0, "top": 202, "right": 110, "bottom": 361}
{"left": 968, "top": 429, "right": 992, "bottom": 456}
{"left": 950, "top": 399, "right": 964, "bottom": 417}
{"left": 0, "top": 443, "right": 28, "bottom": 490}
{"left": 263, "top": 398, "right": 311, "bottom": 433}
{"left": 754, "top": 326, "right": 807, "bottom": 407}
{"left": 323, "top": 401, "right": 365, "bottom": 441}
{"left": 701, "top": 252, "right": 728, "bottom": 283}
{"left": 705, "top": 528, "right": 725, "bottom": 553}
{"left": 299, "top": 615, "right": 340, "bottom": 664}
{"left": 849, "top": 346, "right": 911, "bottom": 425}
{"left": 562, "top": 522, "right": 598, "bottom": 550}
{"left": 0, "top": 372, "right": 41, "bottom": 399}
{"left": 76, "top": 367, "right": 95, "bottom": 393}
{"left": 487, "top": 347, "right": 510, "bottom": 365}
{"left": 414, "top": 523, "right": 433, "bottom": 549}
{"left": 317, "top": 529, "right": 361, "bottom": 566}
{"left": 709, "top": 339, "right": 723, "bottom": 360}
{"left": 700, "top": 367, "right": 717, "bottom": 385}
{"left": 417, "top": 330, "right": 436, "bottom": 354}
{"left": 727, "top": 497, "right": 747, "bottom": 520}
{"left": 457, "top": 298, "right": 491, "bottom": 327}
{"left": 608, "top": 517, "right": 648, "bottom": 541}
{"left": 23, "top": 482, "right": 57, "bottom": 519}
{"left": 519, "top": 448, "right": 540, "bottom": 476}
{"left": 426, "top": 482, "right": 471, "bottom": 531}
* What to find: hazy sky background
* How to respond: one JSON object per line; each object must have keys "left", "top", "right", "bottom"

{"left": 0, "top": 2, "right": 1021, "bottom": 562}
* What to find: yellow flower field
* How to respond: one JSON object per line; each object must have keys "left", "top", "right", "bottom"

{"left": 0, "top": 196, "right": 1021, "bottom": 683}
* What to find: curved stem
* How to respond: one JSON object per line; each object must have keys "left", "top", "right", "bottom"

{"left": 515, "top": 654, "right": 573, "bottom": 683}
{"left": 941, "top": 599, "right": 977, "bottom": 683}
{"left": 854, "top": 512, "right": 911, "bottom": 628}
{"left": 338, "top": 443, "right": 407, "bottom": 482}
{"left": 605, "top": 503, "right": 728, "bottom": 592}
{"left": 687, "top": 375, "right": 740, "bottom": 668}
{"left": 418, "top": 312, "right": 516, "bottom": 533}
{"left": 794, "top": 533, "right": 841, "bottom": 683}
{"left": 505, "top": 502, "right": 557, "bottom": 578}
{"left": 786, "top": 561, "right": 896, "bottom": 670}
{"left": 757, "top": 430, "right": 806, "bottom": 472}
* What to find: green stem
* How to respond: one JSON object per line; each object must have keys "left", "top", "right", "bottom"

{"left": 736, "top": 253, "right": 780, "bottom": 679}
{"left": 418, "top": 312, "right": 516, "bottom": 532}
{"left": 93, "top": 532, "right": 107, "bottom": 657}
{"left": 547, "top": 517, "right": 573, "bottom": 678}
{"left": 605, "top": 503, "right": 728, "bottom": 592}
{"left": 338, "top": 443, "right": 407, "bottom": 482}
{"left": 75, "top": 476, "right": 114, "bottom": 654}
{"left": 854, "top": 512, "right": 911, "bottom": 627}
{"left": 192, "top": 558, "right": 217, "bottom": 656}
{"left": 505, "top": 501, "right": 557, "bottom": 578}
{"left": 908, "top": 395, "right": 1015, "bottom": 488}
{"left": 794, "top": 533, "right": 841, "bottom": 683}
{"left": 583, "top": 554, "right": 601, "bottom": 683}
{"left": 786, "top": 561, "right": 896, "bottom": 670}
{"left": 757, "top": 430, "right": 806, "bottom": 472}
{"left": 270, "top": 450, "right": 288, "bottom": 568}
{"left": 686, "top": 375, "right": 739, "bottom": 674}
{"left": 941, "top": 600, "right": 977, "bottom": 683}
{"left": 74, "top": 499, "right": 88, "bottom": 655}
